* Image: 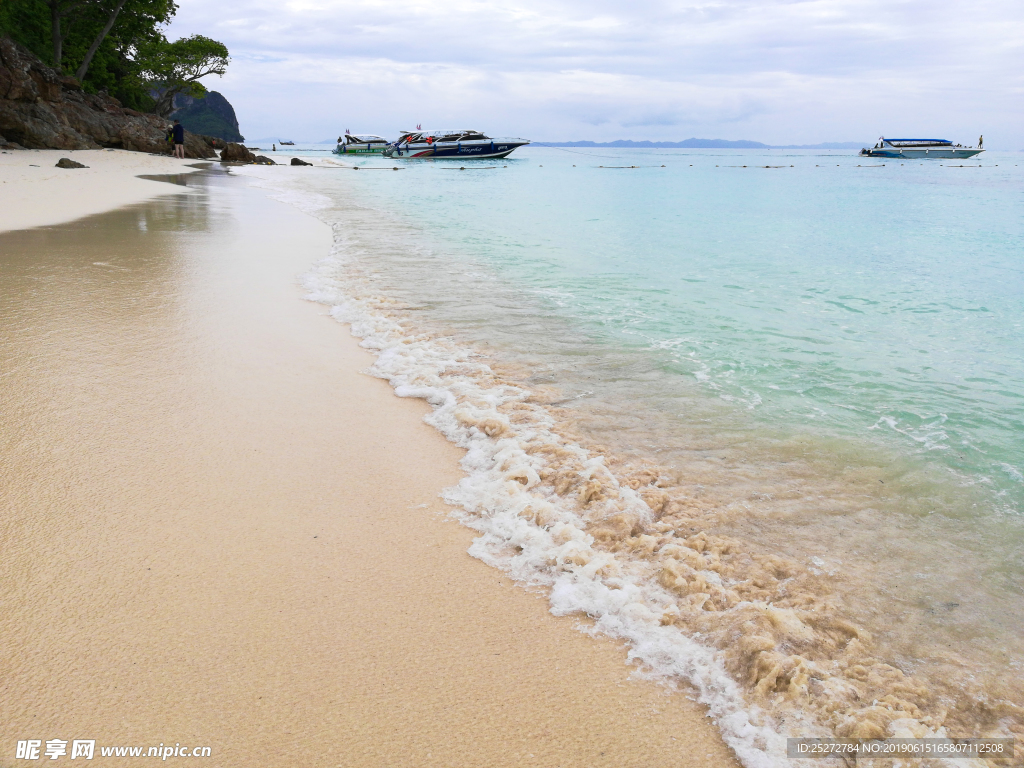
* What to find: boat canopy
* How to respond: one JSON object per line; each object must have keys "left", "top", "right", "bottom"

{"left": 883, "top": 138, "right": 953, "bottom": 147}
{"left": 398, "top": 130, "right": 490, "bottom": 143}
{"left": 344, "top": 134, "right": 388, "bottom": 144}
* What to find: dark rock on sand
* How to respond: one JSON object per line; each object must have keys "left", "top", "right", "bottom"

{"left": 290, "top": 157, "right": 312, "bottom": 166}
{"left": 220, "top": 142, "right": 255, "bottom": 163}
{"left": 55, "top": 157, "right": 87, "bottom": 168}
{"left": 0, "top": 37, "right": 216, "bottom": 159}
{"left": 253, "top": 155, "right": 275, "bottom": 165}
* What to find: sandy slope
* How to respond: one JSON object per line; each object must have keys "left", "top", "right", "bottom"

{"left": 0, "top": 168, "right": 740, "bottom": 767}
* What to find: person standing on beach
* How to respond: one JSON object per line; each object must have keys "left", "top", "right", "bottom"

{"left": 172, "top": 120, "right": 185, "bottom": 159}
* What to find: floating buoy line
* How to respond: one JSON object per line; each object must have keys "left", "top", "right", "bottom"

{"left": 529, "top": 143, "right": 633, "bottom": 159}
{"left": 296, "top": 159, "right": 1014, "bottom": 173}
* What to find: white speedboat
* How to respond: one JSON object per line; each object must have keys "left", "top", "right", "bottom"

{"left": 382, "top": 130, "right": 529, "bottom": 159}
{"left": 333, "top": 133, "right": 390, "bottom": 155}
{"left": 860, "top": 137, "right": 983, "bottom": 159}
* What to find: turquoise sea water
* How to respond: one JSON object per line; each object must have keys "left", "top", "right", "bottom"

{"left": 250, "top": 147, "right": 1024, "bottom": 754}
{"left": 339, "top": 147, "right": 1024, "bottom": 506}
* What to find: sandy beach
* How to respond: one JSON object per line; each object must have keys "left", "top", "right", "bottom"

{"left": 0, "top": 149, "right": 205, "bottom": 232}
{"left": 0, "top": 159, "right": 740, "bottom": 766}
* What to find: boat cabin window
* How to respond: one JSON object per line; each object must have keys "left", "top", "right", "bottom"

{"left": 886, "top": 139, "right": 953, "bottom": 147}
{"left": 431, "top": 132, "right": 489, "bottom": 142}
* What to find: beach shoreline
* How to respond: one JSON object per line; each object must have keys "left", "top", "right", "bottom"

{"left": 0, "top": 164, "right": 741, "bottom": 767}
{"left": 0, "top": 148, "right": 208, "bottom": 234}
{"left": 231, "top": 151, "right": 1024, "bottom": 763}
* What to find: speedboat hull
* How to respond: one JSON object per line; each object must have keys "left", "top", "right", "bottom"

{"left": 384, "top": 137, "right": 529, "bottom": 160}
{"left": 333, "top": 145, "right": 385, "bottom": 154}
{"left": 333, "top": 134, "right": 390, "bottom": 155}
{"left": 860, "top": 147, "right": 983, "bottom": 159}
{"left": 860, "top": 138, "right": 983, "bottom": 159}
{"left": 333, "top": 143, "right": 388, "bottom": 155}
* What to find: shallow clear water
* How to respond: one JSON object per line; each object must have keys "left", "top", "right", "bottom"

{"left": 246, "top": 147, "right": 1024, "bottom": 759}
{"left": 335, "top": 148, "right": 1024, "bottom": 504}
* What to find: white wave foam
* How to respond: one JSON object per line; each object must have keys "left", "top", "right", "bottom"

{"left": 305, "top": 246, "right": 793, "bottom": 767}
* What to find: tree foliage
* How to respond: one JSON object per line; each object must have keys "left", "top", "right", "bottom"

{"left": 0, "top": 0, "right": 228, "bottom": 115}
{"left": 139, "top": 35, "right": 229, "bottom": 117}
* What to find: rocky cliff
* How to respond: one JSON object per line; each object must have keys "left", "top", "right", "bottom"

{"left": 172, "top": 90, "right": 243, "bottom": 143}
{"left": 0, "top": 37, "right": 216, "bottom": 159}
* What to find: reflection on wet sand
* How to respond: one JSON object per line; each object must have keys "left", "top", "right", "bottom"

{"left": 0, "top": 172, "right": 742, "bottom": 768}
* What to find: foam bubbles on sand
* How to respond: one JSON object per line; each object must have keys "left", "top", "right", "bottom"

{"left": 301, "top": 247, "right": 793, "bottom": 767}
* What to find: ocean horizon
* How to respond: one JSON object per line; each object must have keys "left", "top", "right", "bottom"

{"left": 247, "top": 138, "right": 871, "bottom": 149}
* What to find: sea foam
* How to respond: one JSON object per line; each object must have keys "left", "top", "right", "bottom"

{"left": 301, "top": 234, "right": 793, "bottom": 768}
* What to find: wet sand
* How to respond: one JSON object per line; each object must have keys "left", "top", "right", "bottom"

{"left": 0, "top": 148, "right": 203, "bottom": 232}
{"left": 0, "top": 169, "right": 740, "bottom": 767}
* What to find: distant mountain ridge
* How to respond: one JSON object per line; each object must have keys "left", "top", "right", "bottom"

{"left": 769, "top": 142, "right": 865, "bottom": 149}
{"left": 538, "top": 139, "right": 865, "bottom": 149}
{"left": 540, "top": 139, "right": 768, "bottom": 148}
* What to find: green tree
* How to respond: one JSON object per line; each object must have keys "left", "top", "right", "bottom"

{"left": 73, "top": 0, "right": 128, "bottom": 81}
{"left": 65, "top": 0, "right": 176, "bottom": 107}
{"left": 138, "top": 34, "right": 229, "bottom": 117}
{"left": 33, "top": 0, "right": 162, "bottom": 78}
{"left": 42, "top": 0, "right": 80, "bottom": 69}
{"left": 1, "top": 0, "right": 61, "bottom": 63}
{"left": 0, "top": 0, "right": 229, "bottom": 116}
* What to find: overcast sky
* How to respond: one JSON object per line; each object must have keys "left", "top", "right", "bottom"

{"left": 171, "top": 0, "right": 1024, "bottom": 146}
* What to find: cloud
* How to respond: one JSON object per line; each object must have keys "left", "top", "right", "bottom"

{"left": 171, "top": 0, "right": 1024, "bottom": 145}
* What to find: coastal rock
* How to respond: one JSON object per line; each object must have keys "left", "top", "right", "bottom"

{"left": 55, "top": 157, "right": 87, "bottom": 168}
{"left": 171, "top": 90, "right": 244, "bottom": 142}
{"left": 220, "top": 142, "right": 255, "bottom": 163}
{"left": 0, "top": 36, "right": 216, "bottom": 159}
{"left": 290, "top": 157, "right": 312, "bottom": 166}
{"left": 253, "top": 155, "right": 275, "bottom": 165}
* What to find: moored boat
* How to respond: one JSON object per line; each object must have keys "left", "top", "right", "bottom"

{"left": 383, "top": 130, "right": 529, "bottom": 159}
{"left": 860, "top": 137, "right": 983, "bottom": 159}
{"left": 333, "top": 133, "right": 390, "bottom": 155}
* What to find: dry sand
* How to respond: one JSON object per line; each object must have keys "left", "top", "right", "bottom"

{"left": 0, "top": 166, "right": 741, "bottom": 767}
{"left": 0, "top": 148, "right": 204, "bottom": 232}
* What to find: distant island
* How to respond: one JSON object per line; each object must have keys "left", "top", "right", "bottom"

{"left": 538, "top": 139, "right": 865, "bottom": 149}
